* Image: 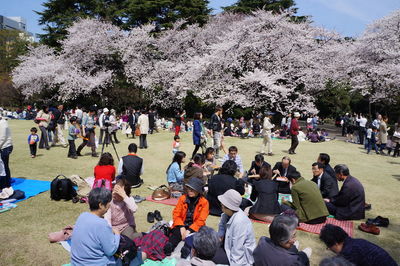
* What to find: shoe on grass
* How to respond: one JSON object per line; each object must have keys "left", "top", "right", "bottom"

{"left": 147, "top": 212, "right": 155, "bottom": 223}
{"left": 154, "top": 210, "right": 163, "bottom": 221}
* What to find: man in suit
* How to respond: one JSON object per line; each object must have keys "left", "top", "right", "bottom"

{"left": 324, "top": 164, "right": 365, "bottom": 220}
{"left": 311, "top": 162, "right": 339, "bottom": 199}
{"left": 272, "top": 156, "right": 296, "bottom": 194}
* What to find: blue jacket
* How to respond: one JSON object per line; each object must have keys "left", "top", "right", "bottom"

{"left": 167, "top": 162, "right": 184, "bottom": 183}
{"left": 193, "top": 120, "right": 201, "bottom": 145}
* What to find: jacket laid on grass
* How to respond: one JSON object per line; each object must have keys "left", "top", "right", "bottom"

{"left": 172, "top": 194, "right": 209, "bottom": 232}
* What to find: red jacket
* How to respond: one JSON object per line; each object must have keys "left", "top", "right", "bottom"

{"left": 172, "top": 194, "right": 209, "bottom": 232}
{"left": 290, "top": 118, "right": 299, "bottom": 136}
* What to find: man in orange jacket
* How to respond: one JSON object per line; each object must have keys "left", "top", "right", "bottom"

{"left": 164, "top": 177, "right": 209, "bottom": 256}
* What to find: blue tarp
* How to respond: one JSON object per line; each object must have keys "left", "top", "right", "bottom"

{"left": 10, "top": 177, "right": 51, "bottom": 203}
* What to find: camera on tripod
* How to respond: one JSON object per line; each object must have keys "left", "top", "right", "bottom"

{"left": 104, "top": 120, "right": 113, "bottom": 134}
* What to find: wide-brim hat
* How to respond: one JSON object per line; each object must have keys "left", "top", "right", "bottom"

{"left": 185, "top": 177, "right": 204, "bottom": 193}
{"left": 218, "top": 189, "right": 242, "bottom": 211}
{"left": 103, "top": 108, "right": 109, "bottom": 113}
{"left": 293, "top": 112, "right": 300, "bottom": 117}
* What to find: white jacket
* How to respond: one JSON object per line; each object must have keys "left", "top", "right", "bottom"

{"left": 0, "top": 119, "right": 13, "bottom": 150}
{"left": 262, "top": 117, "right": 274, "bottom": 135}
{"left": 138, "top": 114, "right": 149, "bottom": 135}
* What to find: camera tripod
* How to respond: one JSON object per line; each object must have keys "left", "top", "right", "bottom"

{"left": 101, "top": 128, "right": 120, "bottom": 161}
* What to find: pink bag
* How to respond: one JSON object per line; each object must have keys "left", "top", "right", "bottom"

{"left": 48, "top": 225, "right": 74, "bottom": 243}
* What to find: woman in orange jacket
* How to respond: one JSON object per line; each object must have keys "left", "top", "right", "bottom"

{"left": 163, "top": 177, "right": 209, "bottom": 256}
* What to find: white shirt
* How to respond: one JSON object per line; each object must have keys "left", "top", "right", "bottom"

{"left": 75, "top": 109, "right": 83, "bottom": 119}
{"left": 0, "top": 118, "right": 13, "bottom": 150}
{"left": 357, "top": 117, "right": 368, "bottom": 127}
{"left": 316, "top": 173, "right": 323, "bottom": 188}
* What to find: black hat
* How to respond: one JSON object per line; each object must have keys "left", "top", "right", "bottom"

{"left": 185, "top": 178, "right": 204, "bottom": 193}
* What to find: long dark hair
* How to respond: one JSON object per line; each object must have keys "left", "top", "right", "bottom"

{"left": 187, "top": 153, "right": 205, "bottom": 168}
{"left": 98, "top": 152, "right": 114, "bottom": 166}
{"left": 167, "top": 151, "right": 186, "bottom": 173}
{"left": 259, "top": 164, "right": 272, "bottom": 180}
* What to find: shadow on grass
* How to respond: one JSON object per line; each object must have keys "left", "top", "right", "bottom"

{"left": 392, "top": 175, "right": 400, "bottom": 181}
{"left": 388, "top": 161, "right": 400, "bottom": 165}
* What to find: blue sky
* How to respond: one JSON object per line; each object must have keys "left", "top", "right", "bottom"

{"left": 1, "top": 0, "right": 400, "bottom": 37}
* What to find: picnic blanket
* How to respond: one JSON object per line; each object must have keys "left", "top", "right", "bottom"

{"left": 145, "top": 196, "right": 179, "bottom": 206}
{"left": 251, "top": 217, "right": 353, "bottom": 237}
{"left": 5, "top": 178, "right": 51, "bottom": 203}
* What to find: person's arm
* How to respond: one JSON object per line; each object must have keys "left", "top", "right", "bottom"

{"left": 218, "top": 213, "right": 228, "bottom": 239}
{"left": 237, "top": 156, "right": 244, "bottom": 174}
{"left": 229, "top": 220, "right": 254, "bottom": 265}
{"left": 331, "top": 186, "right": 350, "bottom": 206}
{"left": 123, "top": 195, "right": 138, "bottom": 213}
{"left": 104, "top": 208, "right": 112, "bottom": 227}
{"left": 98, "top": 221, "right": 120, "bottom": 256}
{"left": 140, "top": 160, "right": 144, "bottom": 175}
{"left": 117, "top": 158, "right": 123, "bottom": 175}
{"left": 172, "top": 196, "right": 185, "bottom": 227}
{"left": 189, "top": 198, "right": 209, "bottom": 232}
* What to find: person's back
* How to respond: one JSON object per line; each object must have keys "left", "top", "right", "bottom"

{"left": 71, "top": 212, "right": 119, "bottom": 266}
{"left": 340, "top": 237, "right": 397, "bottom": 266}
{"left": 121, "top": 154, "right": 143, "bottom": 186}
{"left": 250, "top": 179, "right": 280, "bottom": 215}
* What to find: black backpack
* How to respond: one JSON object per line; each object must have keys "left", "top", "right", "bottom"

{"left": 50, "top": 175, "right": 77, "bottom": 201}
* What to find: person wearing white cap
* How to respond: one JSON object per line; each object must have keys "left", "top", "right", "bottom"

{"left": 0, "top": 113, "right": 13, "bottom": 189}
{"left": 98, "top": 108, "right": 110, "bottom": 145}
{"left": 212, "top": 189, "right": 256, "bottom": 265}
{"left": 288, "top": 112, "right": 301, "bottom": 154}
{"left": 260, "top": 111, "right": 275, "bottom": 156}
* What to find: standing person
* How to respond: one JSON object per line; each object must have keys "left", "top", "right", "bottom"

{"left": 77, "top": 107, "right": 98, "bottom": 157}
{"left": 0, "top": 114, "right": 13, "bottom": 190}
{"left": 138, "top": 110, "right": 149, "bottom": 149}
{"left": 392, "top": 118, "right": 400, "bottom": 157}
{"left": 357, "top": 114, "right": 367, "bottom": 145}
{"left": 192, "top": 112, "right": 203, "bottom": 159}
{"left": 286, "top": 113, "right": 292, "bottom": 136}
{"left": 148, "top": 109, "right": 155, "bottom": 134}
{"left": 260, "top": 111, "right": 275, "bottom": 156}
{"left": 52, "top": 104, "right": 67, "bottom": 148}
{"left": 109, "top": 109, "right": 120, "bottom": 144}
{"left": 75, "top": 104, "right": 83, "bottom": 124}
{"left": 210, "top": 107, "right": 223, "bottom": 159}
{"left": 98, "top": 108, "right": 110, "bottom": 145}
{"left": 36, "top": 105, "right": 51, "bottom": 150}
{"left": 288, "top": 112, "right": 300, "bottom": 154}
{"left": 174, "top": 110, "right": 185, "bottom": 136}
{"left": 378, "top": 116, "right": 390, "bottom": 155}
{"left": 341, "top": 113, "right": 349, "bottom": 137}
{"left": 128, "top": 109, "right": 136, "bottom": 139}
{"left": 28, "top": 127, "right": 39, "bottom": 158}
{"left": 67, "top": 117, "right": 78, "bottom": 159}
{"left": 366, "top": 126, "right": 379, "bottom": 154}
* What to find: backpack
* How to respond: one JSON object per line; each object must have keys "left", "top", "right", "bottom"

{"left": 50, "top": 175, "right": 77, "bottom": 201}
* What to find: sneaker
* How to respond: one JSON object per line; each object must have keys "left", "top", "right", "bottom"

{"left": 133, "top": 195, "right": 146, "bottom": 203}
{"left": 147, "top": 212, "right": 155, "bottom": 223}
{"left": 366, "top": 216, "right": 389, "bottom": 227}
{"left": 302, "top": 247, "right": 312, "bottom": 258}
{"left": 358, "top": 223, "right": 380, "bottom": 235}
{"left": 154, "top": 210, "right": 163, "bottom": 221}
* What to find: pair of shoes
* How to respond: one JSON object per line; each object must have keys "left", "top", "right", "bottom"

{"left": 358, "top": 223, "right": 380, "bottom": 235}
{"left": 92, "top": 153, "right": 99, "bottom": 157}
{"left": 366, "top": 216, "right": 389, "bottom": 227}
{"left": 267, "top": 153, "right": 273, "bottom": 156}
{"left": 147, "top": 210, "right": 163, "bottom": 223}
{"left": 365, "top": 203, "right": 372, "bottom": 210}
{"left": 133, "top": 195, "right": 146, "bottom": 203}
{"left": 46, "top": 147, "right": 50, "bottom": 150}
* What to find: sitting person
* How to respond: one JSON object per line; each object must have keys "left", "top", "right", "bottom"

{"left": 272, "top": 156, "right": 297, "bottom": 194}
{"left": 320, "top": 224, "right": 397, "bottom": 266}
{"left": 117, "top": 143, "right": 144, "bottom": 188}
{"left": 317, "top": 153, "right": 338, "bottom": 186}
{"left": 204, "top": 147, "right": 217, "bottom": 172}
{"left": 164, "top": 178, "right": 209, "bottom": 256}
{"left": 93, "top": 152, "right": 116, "bottom": 190}
{"left": 221, "top": 146, "right": 244, "bottom": 177}
{"left": 248, "top": 154, "right": 271, "bottom": 175}
{"left": 307, "top": 130, "right": 321, "bottom": 143}
{"left": 184, "top": 153, "right": 207, "bottom": 184}
{"left": 253, "top": 215, "right": 311, "bottom": 266}
{"left": 324, "top": 164, "right": 365, "bottom": 220}
{"left": 177, "top": 226, "right": 220, "bottom": 266}
{"left": 166, "top": 151, "right": 186, "bottom": 192}
{"left": 71, "top": 187, "right": 145, "bottom": 265}
{"left": 282, "top": 171, "right": 329, "bottom": 224}
{"left": 104, "top": 178, "right": 142, "bottom": 240}
{"left": 206, "top": 160, "right": 245, "bottom": 216}
{"left": 249, "top": 164, "right": 281, "bottom": 222}
{"left": 311, "top": 162, "right": 338, "bottom": 199}
{"left": 213, "top": 189, "right": 256, "bottom": 265}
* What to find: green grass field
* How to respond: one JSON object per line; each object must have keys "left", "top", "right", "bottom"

{"left": 0, "top": 120, "right": 399, "bottom": 265}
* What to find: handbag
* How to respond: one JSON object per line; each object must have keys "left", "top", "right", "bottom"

{"left": 135, "top": 127, "right": 141, "bottom": 136}
{"left": 151, "top": 185, "right": 171, "bottom": 201}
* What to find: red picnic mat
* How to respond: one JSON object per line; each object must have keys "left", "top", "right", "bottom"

{"left": 145, "top": 195, "right": 179, "bottom": 206}
{"left": 251, "top": 217, "right": 353, "bottom": 237}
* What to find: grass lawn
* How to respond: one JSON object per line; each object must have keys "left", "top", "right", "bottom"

{"left": 1, "top": 120, "right": 399, "bottom": 265}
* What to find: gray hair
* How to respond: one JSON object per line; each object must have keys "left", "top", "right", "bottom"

{"left": 193, "top": 226, "right": 220, "bottom": 260}
{"left": 320, "top": 256, "right": 354, "bottom": 266}
{"left": 88, "top": 187, "right": 112, "bottom": 211}
{"left": 269, "top": 215, "right": 298, "bottom": 246}
{"left": 334, "top": 164, "right": 350, "bottom": 176}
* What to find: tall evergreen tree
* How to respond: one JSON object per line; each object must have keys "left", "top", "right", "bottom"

{"left": 223, "top": 0, "right": 295, "bottom": 14}
{"left": 36, "top": 0, "right": 210, "bottom": 48}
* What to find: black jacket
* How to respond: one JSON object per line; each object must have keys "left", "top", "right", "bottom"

{"left": 272, "top": 162, "right": 297, "bottom": 194}
{"left": 206, "top": 174, "right": 244, "bottom": 216}
{"left": 311, "top": 172, "right": 339, "bottom": 199}
{"left": 331, "top": 175, "right": 365, "bottom": 220}
{"left": 248, "top": 161, "right": 271, "bottom": 175}
{"left": 209, "top": 113, "right": 222, "bottom": 132}
{"left": 121, "top": 155, "right": 143, "bottom": 186}
{"left": 249, "top": 179, "right": 281, "bottom": 215}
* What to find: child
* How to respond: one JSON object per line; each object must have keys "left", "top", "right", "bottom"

{"left": 367, "top": 127, "right": 379, "bottom": 154}
{"left": 68, "top": 117, "right": 78, "bottom": 159}
{"left": 172, "top": 135, "right": 180, "bottom": 154}
{"left": 28, "top": 127, "right": 39, "bottom": 158}
{"left": 93, "top": 152, "right": 116, "bottom": 190}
